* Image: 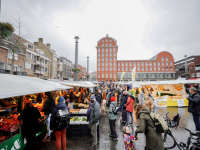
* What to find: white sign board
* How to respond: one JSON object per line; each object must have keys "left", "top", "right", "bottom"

{"left": 177, "top": 99, "right": 185, "bottom": 107}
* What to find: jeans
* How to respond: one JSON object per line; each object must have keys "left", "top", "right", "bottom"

{"left": 55, "top": 129, "right": 66, "bottom": 150}
{"left": 192, "top": 113, "right": 200, "bottom": 131}
{"left": 70, "top": 102, "right": 74, "bottom": 109}
{"left": 127, "top": 111, "right": 133, "bottom": 124}
{"left": 109, "top": 119, "right": 118, "bottom": 139}
{"left": 117, "top": 95, "right": 119, "bottom": 103}
{"left": 91, "top": 123, "right": 98, "bottom": 146}
{"left": 46, "top": 114, "right": 51, "bottom": 137}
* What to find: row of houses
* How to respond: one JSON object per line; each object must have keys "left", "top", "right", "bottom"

{"left": 0, "top": 34, "right": 72, "bottom": 79}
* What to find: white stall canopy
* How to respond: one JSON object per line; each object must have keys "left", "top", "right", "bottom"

{"left": 59, "top": 81, "right": 96, "bottom": 88}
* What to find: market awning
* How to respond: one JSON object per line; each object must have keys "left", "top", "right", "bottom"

{"left": 0, "top": 74, "right": 72, "bottom": 99}
{"left": 59, "top": 81, "right": 96, "bottom": 88}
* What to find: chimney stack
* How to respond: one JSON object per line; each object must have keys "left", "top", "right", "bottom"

{"left": 47, "top": 43, "right": 51, "bottom": 48}
{"left": 39, "top": 38, "right": 43, "bottom": 43}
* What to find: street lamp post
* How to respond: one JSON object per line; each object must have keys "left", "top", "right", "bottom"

{"left": 87, "top": 56, "right": 89, "bottom": 81}
{"left": 74, "top": 36, "right": 79, "bottom": 81}
{"left": 184, "top": 55, "right": 189, "bottom": 80}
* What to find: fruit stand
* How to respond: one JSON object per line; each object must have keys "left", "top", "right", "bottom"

{"left": 0, "top": 74, "right": 72, "bottom": 150}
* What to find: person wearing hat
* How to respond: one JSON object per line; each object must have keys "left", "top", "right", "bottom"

{"left": 87, "top": 95, "right": 100, "bottom": 150}
{"left": 50, "top": 96, "right": 70, "bottom": 150}
{"left": 107, "top": 89, "right": 114, "bottom": 108}
{"left": 109, "top": 96, "right": 118, "bottom": 141}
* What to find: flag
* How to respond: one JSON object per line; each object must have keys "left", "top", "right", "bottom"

{"left": 120, "top": 71, "right": 125, "bottom": 81}
{"left": 132, "top": 67, "right": 136, "bottom": 82}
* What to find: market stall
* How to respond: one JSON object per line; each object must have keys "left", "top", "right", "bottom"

{"left": 0, "top": 74, "right": 72, "bottom": 150}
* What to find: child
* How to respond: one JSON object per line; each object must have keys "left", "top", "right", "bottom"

{"left": 123, "top": 126, "right": 136, "bottom": 150}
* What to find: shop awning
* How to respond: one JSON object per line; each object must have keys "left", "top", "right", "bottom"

{"left": 59, "top": 81, "right": 96, "bottom": 88}
{"left": 0, "top": 74, "right": 72, "bottom": 99}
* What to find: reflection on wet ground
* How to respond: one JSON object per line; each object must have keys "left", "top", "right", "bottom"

{"left": 36, "top": 107, "right": 195, "bottom": 150}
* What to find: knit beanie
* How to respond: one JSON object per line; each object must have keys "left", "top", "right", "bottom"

{"left": 58, "top": 96, "right": 65, "bottom": 103}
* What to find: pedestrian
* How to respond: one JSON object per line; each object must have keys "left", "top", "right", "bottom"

{"left": 114, "top": 90, "right": 118, "bottom": 103}
{"left": 50, "top": 96, "right": 70, "bottom": 150}
{"left": 107, "top": 89, "right": 113, "bottom": 108}
{"left": 102, "top": 89, "right": 107, "bottom": 101}
{"left": 126, "top": 93, "right": 135, "bottom": 125}
{"left": 134, "top": 104, "right": 164, "bottom": 150}
{"left": 108, "top": 97, "right": 118, "bottom": 141}
{"left": 145, "top": 93, "right": 154, "bottom": 111}
{"left": 139, "top": 88, "right": 145, "bottom": 104}
{"left": 87, "top": 95, "right": 100, "bottom": 150}
{"left": 116, "top": 85, "right": 121, "bottom": 104}
{"left": 43, "top": 92, "right": 55, "bottom": 142}
{"left": 95, "top": 91, "right": 102, "bottom": 105}
{"left": 186, "top": 87, "right": 200, "bottom": 131}
{"left": 123, "top": 126, "right": 137, "bottom": 150}
{"left": 74, "top": 89, "right": 80, "bottom": 103}
{"left": 21, "top": 103, "right": 41, "bottom": 150}
{"left": 69, "top": 89, "right": 75, "bottom": 109}
{"left": 136, "top": 88, "right": 139, "bottom": 104}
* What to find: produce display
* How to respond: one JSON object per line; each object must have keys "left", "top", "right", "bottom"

{"left": 0, "top": 135, "right": 7, "bottom": 142}
{"left": 73, "top": 117, "right": 81, "bottom": 121}
{"left": 0, "top": 121, "right": 19, "bottom": 132}
{"left": 78, "top": 103, "right": 89, "bottom": 109}
{"left": 82, "top": 117, "right": 87, "bottom": 121}
{"left": 0, "top": 97, "right": 18, "bottom": 108}
{"left": 70, "top": 116, "right": 88, "bottom": 124}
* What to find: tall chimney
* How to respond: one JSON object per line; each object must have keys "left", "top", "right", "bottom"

{"left": 47, "top": 43, "right": 51, "bottom": 48}
{"left": 39, "top": 38, "right": 43, "bottom": 43}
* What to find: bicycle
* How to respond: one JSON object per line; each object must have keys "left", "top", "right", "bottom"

{"left": 163, "top": 112, "right": 200, "bottom": 150}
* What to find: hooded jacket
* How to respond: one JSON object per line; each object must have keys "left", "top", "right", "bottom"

{"left": 96, "top": 93, "right": 102, "bottom": 105}
{"left": 88, "top": 101, "right": 100, "bottom": 128}
{"left": 126, "top": 96, "right": 134, "bottom": 112}
{"left": 43, "top": 98, "right": 55, "bottom": 115}
{"left": 109, "top": 101, "right": 117, "bottom": 120}
{"left": 50, "top": 102, "right": 70, "bottom": 131}
{"left": 135, "top": 108, "right": 164, "bottom": 150}
{"left": 188, "top": 93, "right": 200, "bottom": 114}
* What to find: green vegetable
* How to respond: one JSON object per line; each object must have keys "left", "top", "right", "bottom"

{"left": 73, "top": 117, "right": 81, "bottom": 121}
{"left": 82, "top": 117, "right": 87, "bottom": 121}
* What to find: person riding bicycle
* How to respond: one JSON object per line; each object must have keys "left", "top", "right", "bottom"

{"left": 134, "top": 104, "right": 164, "bottom": 150}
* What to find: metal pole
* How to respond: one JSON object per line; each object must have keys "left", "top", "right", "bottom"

{"left": 184, "top": 55, "right": 189, "bottom": 80}
{"left": 74, "top": 36, "right": 79, "bottom": 81}
{"left": 87, "top": 56, "right": 89, "bottom": 81}
{"left": 19, "top": 96, "right": 23, "bottom": 133}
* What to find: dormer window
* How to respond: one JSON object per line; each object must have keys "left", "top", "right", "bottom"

{"left": 28, "top": 44, "right": 33, "bottom": 50}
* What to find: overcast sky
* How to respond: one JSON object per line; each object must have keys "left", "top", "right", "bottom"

{"left": 2, "top": 0, "right": 200, "bottom": 72}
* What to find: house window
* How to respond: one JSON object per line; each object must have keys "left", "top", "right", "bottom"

{"left": 98, "top": 53, "right": 100, "bottom": 57}
{"left": 126, "top": 67, "right": 128, "bottom": 71}
{"left": 17, "top": 66, "right": 22, "bottom": 72}
{"left": 110, "top": 44, "right": 112, "bottom": 46}
{"left": 102, "top": 73, "right": 104, "bottom": 78}
{"left": 0, "top": 62, "right": 5, "bottom": 69}
{"left": 158, "top": 62, "right": 160, "bottom": 66}
{"left": 102, "top": 40, "right": 104, "bottom": 42}
{"left": 142, "top": 67, "right": 144, "bottom": 71}
{"left": 114, "top": 57, "right": 116, "bottom": 61}
{"left": 149, "top": 62, "right": 152, "bottom": 66}
{"left": 106, "top": 53, "right": 108, "bottom": 56}
{"left": 102, "top": 48, "right": 104, "bottom": 52}
{"left": 110, "top": 62, "right": 112, "bottom": 66}
{"left": 122, "top": 62, "right": 124, "bottom": 66}
{"left": 150, "top": 67, "right": 152, "bottom": 71}
{"left": 106, "top": 73, "right": 108, "bottom": 78}
{"left": 106, "top": 67, "right": 108, "bottom": 71}
{"left": 45, "top": 60, "right": 48, "bottom": 64}
{"left": 138, "top": 62, "right": 140, "bottom": 66}
{"left": 110, "top": 67, "right": 112, "bottom": 71}
{"left": 126, "top": 62, "right": 128, "bottom": 66}
{"left": 114, "top": 53, "right": 116, "bottom": 56}
{"left": 138, "top": 67, "right": 140, "bottom": 71}
{"left": 25, "top": 62, "right": 31, "bottom": 69}
{"left": 114, "top": 62, "right": 116, "bottom": 66}
{"left": 110, "top": 39, "right": 112, "bottom": 42}
{"left": 142, "top": 62, "right": 144, "bottom": 66}
{"left": 110, "top": 53, "right": 112, "bottom": 56}
{"left": 106, "top": 62, "right": 108, "bottom": 66}
{"left": 118, "top": 67, "right": 120, "bottom": 71}
{"left": 7, "top": 64, "right": 11, "bottom": 70}
{"left": 118, "top": 62, "right": 120, "bottom": 66}
{"left": 102, "top": 62, "right": 104, "bottom": 66}
{"left": 170, "top": 62, "right": 173, "bottom": 66}
{"left": 45, "top": 68, "right": 48, "bottom": 72}
{"left": 106, "top": 39, "right": 108, "bottom": 42}
{"left": 171, "top": 67, "right": 173, "bottom": 70}
{"left": 146, "top": 67, "right": 148, "bottom": 71}
{"left": 106, "top": 44, "right": 108, "bottom": 46}
{"left": 26, "top": 52, "right": 31, "bottom": 59}
{"left": 109, "top": 48, "right": 111, "bottom": 52}
{"left": 122, "top": 67, "right": 124, "bottom": 71}
{"left": 166, "top": 67, "right": 169, "bottom": 71}
{"left": 154, "top": 62, "right": 156, "bottom": 66}
{"left": 110, "top": 57, "right": 112, "bottom": 61}
{"left": 102, "top": 44, "right": 104, "bottom": 46}
{"left": 102, "top": 53, "right": 104, "bottom": 57}
{"left": 110, "top": 73, "right": 112, "bottom": 78}
{"left": 98, "top": 67, "right": 100, "bottom": 71}
{"left": 114, "top": 48, "right": 116, "bottom": 52}
{"left": 162, "top": 62, "right": 164, "bottom": 66}
{"left": 166, "top": 57, "right": 168, "bottom": 61}
{"left": 130, "top": 62, "right": 132, "bottom": 66}
{"left": 162, "top": 67, "right": 164, "bottom": 71}
{"left": 98, "top": 48, "right": 100, "bottom": 52}
{"left": 98, "top": 58, "right": 100, "bottom": 61}
{"left": 158, "top": 67, "right": 160, "bottom": 71}
{"left": 162, "top": 57, "right": 164, "bottom": 61}
{"left": 98, "top": 73, "right": 100, "bottom": 78}
{"left": 130, "top": 67, "right": 132, "bottom": 71}
{"left": 106, "top": 48, "right": 108, "bottom": 52}
{"left": 106, "top": 57, "right": 108, "bottom": 61}
{"left": 114, "top": 73, "right": 116, "bottom": 78}
{"left": 102, "top": 67, "right": 104, "bottom": 71}
{"left": 102, "top": 58, "right": 104, "bottom": 61}
{"left": 28, "top": 44, "right": 33, "bottom": 50}
{"left": 154, "top": 67, "right": 156, "bottom": 71}
{"left": 114, "top": 67, "right": 116, "bottom": 71}
{"left": 166, "top": 62, "right": 168, "bottom": 66}
{"left": 134, "top": 62, "right": 136, "bottom": 66}
{"left": 146, "top": 62, "right": 148, "bottom": 66}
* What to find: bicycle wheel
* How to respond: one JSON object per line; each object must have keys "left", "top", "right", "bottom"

{"left": 163, "top": 132, "right": 176, "bottom": 149}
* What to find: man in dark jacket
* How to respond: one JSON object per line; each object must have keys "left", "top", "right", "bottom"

{"left": 50, "top": 96, "right": 70, "bottom": 150}
{"left": 87, "top": 95, "right": 100, "bottom": 150}
{"left": 122, "top": 91, "right": 129, "bottom": 109}
{"left": 43, "top": 92, "right": 55, "bottom": 141}
{"left": 96, "top": 92, "right": 102, "bottom": 105}
{"left": 186, "top": 87, "right": 200, "bottom": 131}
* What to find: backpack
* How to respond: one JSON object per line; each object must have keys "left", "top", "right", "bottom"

{"left": 148, "top": 112, "right": 168, "bottom": 133}
{"left": 54, "top": 106, "right": 70, "bottom": 130}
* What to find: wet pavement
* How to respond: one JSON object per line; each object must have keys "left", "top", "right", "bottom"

{"left": 36, "top": 107, "right": 195, "bottom": 150}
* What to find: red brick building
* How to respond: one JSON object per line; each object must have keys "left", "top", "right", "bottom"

{"left": 96, "top": 35, "right": 176, "bottom": 82}
{"left": 73, "top": 64, "right": 87, "bottom": 80}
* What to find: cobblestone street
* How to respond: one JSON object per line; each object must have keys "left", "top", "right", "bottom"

{"left": 36, "top": 107, "right": 195, "bottom": 150}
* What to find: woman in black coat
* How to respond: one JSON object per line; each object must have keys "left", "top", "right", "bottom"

{"left": 21, "top": 102, "right": 41, "bottom": 150}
